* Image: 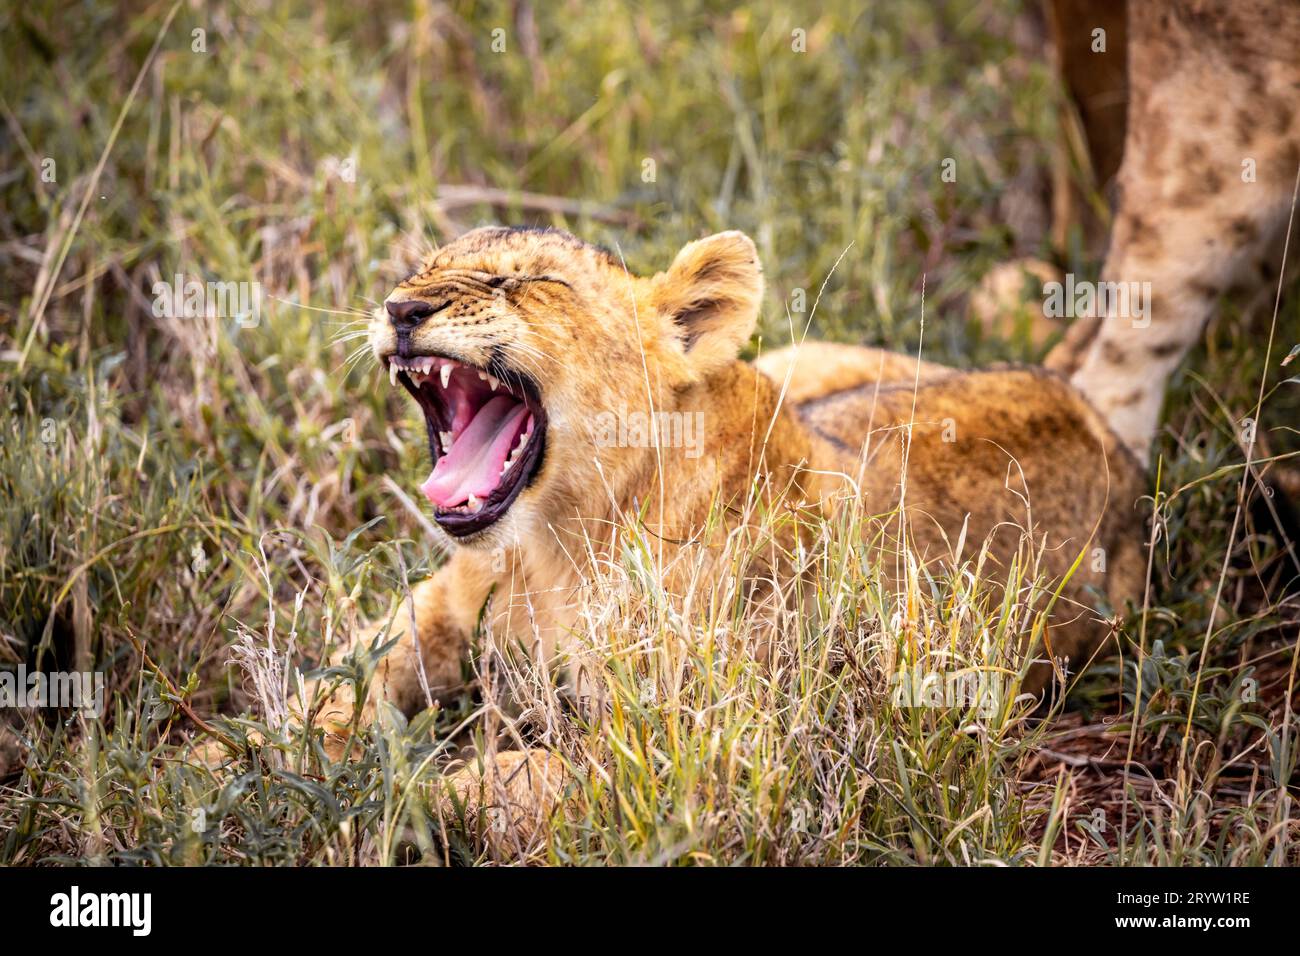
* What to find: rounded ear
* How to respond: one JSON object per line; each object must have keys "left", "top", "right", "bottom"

{"left": 651, "top": 231, "right": 763, "bottom": 377}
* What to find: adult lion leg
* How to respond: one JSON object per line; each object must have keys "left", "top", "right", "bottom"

{"left": 1048, "top": 0, "right": 1300, "bottom": 459}
{"left": 312, "top": 550, "right": 494, "bottom": 756}
{"left": 1044, "top": 0, "right": 1128, "bottom": 256}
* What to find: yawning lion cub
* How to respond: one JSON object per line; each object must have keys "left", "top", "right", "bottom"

{"left": 313, "top": 226, "right": 1146, "bottom": 769}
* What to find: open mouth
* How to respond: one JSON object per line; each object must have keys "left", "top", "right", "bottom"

{"left": 386, "top": 352, "right": 546, "bottom": 537}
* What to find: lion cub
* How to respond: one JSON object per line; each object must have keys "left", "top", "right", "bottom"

{"left": 312, "top": 226, "right": 1146, "bottom": 760}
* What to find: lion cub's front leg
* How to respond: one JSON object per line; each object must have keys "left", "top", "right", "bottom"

{"left": 312, "top": 550, "right": 495, "bottom": 755}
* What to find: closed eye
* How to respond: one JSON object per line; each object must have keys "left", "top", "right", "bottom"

{"left": 521, "top": 274, "right": 572, "bottom": 289}
{"left": 474, "top": 272, "right": 572, "bottom": 290}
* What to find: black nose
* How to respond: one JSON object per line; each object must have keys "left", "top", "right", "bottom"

{"left": 386, "top": 299, "right": 435, "bottom": 328}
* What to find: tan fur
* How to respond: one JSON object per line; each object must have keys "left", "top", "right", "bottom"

{"left": 438, "top": 749, "right": 568, "bottom": 843}
{"left": 1045, "top": 0, "right": 1300, "bottom": 458}
{"left": 312, "top": 226, "right": 1146, "bottom": 768}
{"left": 754, "top": 341, "right": 950, "bottom": 402}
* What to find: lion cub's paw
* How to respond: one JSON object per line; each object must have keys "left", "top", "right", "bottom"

{"left": 436, "top": 748, "right": 569, "bottom": 844}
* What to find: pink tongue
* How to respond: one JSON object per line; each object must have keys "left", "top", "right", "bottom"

{"left": 420, "top": 396, "right": 531, "bottom": 508}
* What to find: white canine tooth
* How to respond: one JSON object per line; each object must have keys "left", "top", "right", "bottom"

{"left": 389, "top": 363, "right": 399, "bottom": 387}
{"left": 487, "top": 374, "right": 499, "bottom": 391}
{"left": 502, "top": 458, "right": 513, "bottom": 474}
{"left": 467, "top": 494, "right": 482, "bottom": 512}
{"left": 440, "top": 364, "right": 452, "bottom": 389}
{"left": 439, "top": 430, "right": 452, "bottom": 449}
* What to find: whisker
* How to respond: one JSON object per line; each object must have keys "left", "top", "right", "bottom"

{"left": 271, "top": 296, "right": 371, "bottom": 318}
{"left": 329, "top": 328, "right": 374, "bottom": 344}
{"left": 337, "top": 341, "right": 378, "bottom": 377}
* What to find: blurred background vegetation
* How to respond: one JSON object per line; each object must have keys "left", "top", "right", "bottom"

{"left": 1, "top": 0, "right": 1296, "bottom": 864}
